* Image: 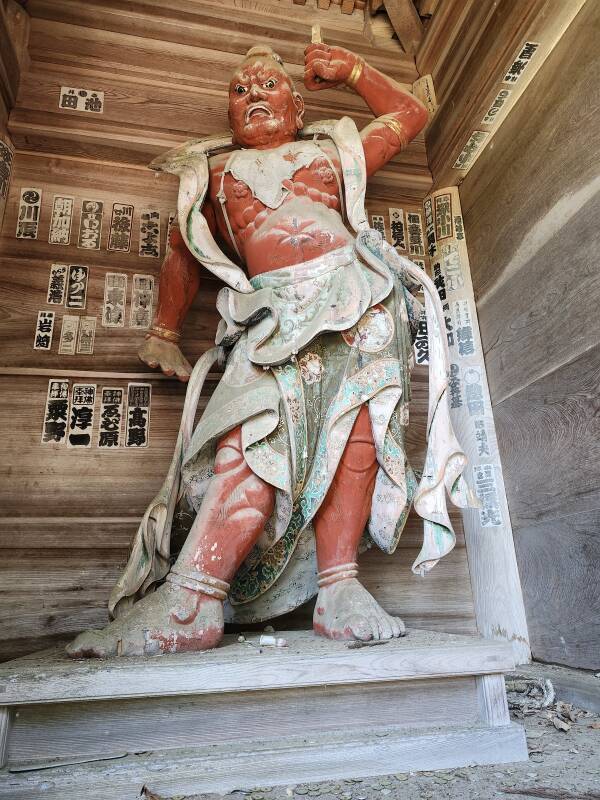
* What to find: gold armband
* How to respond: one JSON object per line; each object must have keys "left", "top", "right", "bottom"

{"left": 382, "top": 116, "right": 407, "bottom": 145}
{"left": 147, "top": 325, "right": 182, "bottom": 344}
{"left": 346, "top": 58, "right": 364, "bottom": 89}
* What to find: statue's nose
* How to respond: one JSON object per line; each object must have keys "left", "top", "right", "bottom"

{"left": 249, "top": 83, "right": 266, "bottom": 100}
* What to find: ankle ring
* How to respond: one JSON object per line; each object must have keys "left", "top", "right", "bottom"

{"left": 166, "top": 569, "right": 230, "bottom": 601}
{"left": 317, "top": 561, "right": 359, "bottom": 588}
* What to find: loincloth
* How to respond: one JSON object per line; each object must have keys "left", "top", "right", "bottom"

{"left": 180, "top": 244, "right": 422, "bottom": 622}
{"left": 109, "top": 232, "right": 477, "bottom": 624}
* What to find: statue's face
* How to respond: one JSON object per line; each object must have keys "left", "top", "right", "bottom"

{"left": 228, "top": 58, "right": 304, "bottom": 149}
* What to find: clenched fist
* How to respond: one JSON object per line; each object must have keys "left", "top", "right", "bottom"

{"left": 304, "top": 44, "right": 361, "bottom": 91}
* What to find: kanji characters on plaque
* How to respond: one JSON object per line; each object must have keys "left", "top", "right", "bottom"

{"left": 98, "top": 388, "right": 124, "bottom": 449}
{"left": 59, "top": 87, "right": 104, "bottom": 113}
{"left": 126, "top": 383, "right": 151, "bottom": 448}
{"left": 77, "top": 200, "right": 104, "bottom": 250}
{"left": 130, "top": 274, "right": 154, "bottom": 329}
{"left": 16, "top": 187, "right": 42, "bottom": 239}
{"left": 58, "top": 315, "right": 80, "bottom": 355}
{"left": 139, "top": 210, "right": 160, "bottom": 257}
{"left": 102, "top": 272, "right": 127, "bottom": 327}
{"left": 46, "top": 264, "right": 68, "bottom": 305}
{"left": 33, "top": 311, "right": 55, "bottom": 351}
{"left": 68, "top": 384, "right": 96, "bottom": 448}
{"left": 503, "top": 42, "right": 540, "bottom": 85}
{"left": 48, "top": 195, "right": 74, "bottom": 245}
{"left": 108, "top": 203, "right": 134, "bottom": 252}
{"left": 66, "top": 265, "right": 89, "bottom": 309}
{"left": 41, "top": 379, "right": 70, "bottom": 444}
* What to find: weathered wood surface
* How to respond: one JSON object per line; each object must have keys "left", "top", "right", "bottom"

{"left": 0, "top": 723, "right": 528, "bottom": 800}
{"left": 493, "top": 346, "right": 600, "bottom": 528}
{"left": 0, "top": 708, "right": 9, "bottom": 770}
{"left": 460, "top": 0, "right": 600, "bottom": 405}
{"left": 8, "top": 677, "right": 478, "bottom": 762}
{"left": 420, "top": 0, "right": 588, "bottom": 188}
{"left": 8, "top": 0, "right": 430, "bottom": 198}
{"left": 460, "top": 3, "right": 600, "bottom": 669}
{"left": 0, "top": 172, "right": 477, "bottom": 659}
{"left": 513, "top": 511, "right": 600, "bottom": 671}
{"left": 0, "top": 513, "right": 476, "bottom": 662}
{"left": 476, "top": 674, "right": 510, "bottom": 727}
{"left": 0, "top": 0, "right": 491, "bottom": 662}
{"left": 0, "top": 629, "right": 515, "bottom": 705}
{"left": 382, "top": 0, "right": 423, "bottom": 55}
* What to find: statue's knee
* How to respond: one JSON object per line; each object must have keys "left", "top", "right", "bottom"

{"left": 341, "top": 410, "right": 377, "bottom": 475}
{"left": 340, "top": 437, "right": 377, "bottom": 474}
{"left": 214, "top": 427, "right": 244, "bottom": 474}
{"left": 240, "top": 474, "right": 275, "bottom": 520}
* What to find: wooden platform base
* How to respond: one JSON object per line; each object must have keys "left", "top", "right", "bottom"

{"left": 0, "top": 630, "right": 528, "bottom": 799}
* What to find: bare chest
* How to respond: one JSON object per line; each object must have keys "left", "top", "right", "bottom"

{"left": 208, "top": 147, "right": 343, "bottom": 238}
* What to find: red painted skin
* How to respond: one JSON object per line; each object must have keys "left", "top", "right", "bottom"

{"left": 66, "top": 46, "right": 427, "bottom": 657}
{"left": 142, "top": 45, "right": 427, "bottom": 643}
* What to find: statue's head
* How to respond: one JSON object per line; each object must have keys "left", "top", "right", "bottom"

{"left": 228, "top": 45, "right": 305, "bottom": 149}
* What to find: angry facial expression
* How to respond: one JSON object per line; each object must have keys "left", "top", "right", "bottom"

{"left": 228, "top": 59, "right": 305, "bottom": 149}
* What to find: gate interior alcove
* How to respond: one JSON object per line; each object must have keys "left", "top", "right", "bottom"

{"left": 0, "top": 1, "right": 595, "bottom": 796}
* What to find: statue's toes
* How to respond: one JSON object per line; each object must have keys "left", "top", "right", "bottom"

{"left": 389, "top": 614, "right": 406, "bottom": 638}
{"left": 349, "top": 615, "right": 373, "bottom": 642}
{"left": 66, "top": 629, "right": 116, "bottom": 659}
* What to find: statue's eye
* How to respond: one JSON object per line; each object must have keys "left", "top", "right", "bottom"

{"left": 234, "top": 84, "right": 247, "bottom": 94}
{"left": 263, "top": 78, "right": 277, "bottom": 89}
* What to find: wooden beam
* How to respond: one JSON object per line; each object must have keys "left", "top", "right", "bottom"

{"left": 425, "top": 0, "right": 589, "bottom": 189}
{"left": 383, "top": 0, "right": 423, "bottom": 54}
{"left": 415, "top": 0, "right": 440, "bottom": 15}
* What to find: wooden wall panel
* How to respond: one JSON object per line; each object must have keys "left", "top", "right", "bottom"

{"left": 418, "top": 0, "right": 587, "bottom": 189}
{"left": 0, "top": 0, "right": 477, "bottom": 661}
{"left": 492, "top": 345, "right": 600, "bottom": 529}
{"left": 0, "top": 516, "right": 475, "bottom": 663}
{"left": 459, "top": 1, "right": 600, "bottom": 669}
{"left": 513, "top": 512, "right": 600, "bottom": 669}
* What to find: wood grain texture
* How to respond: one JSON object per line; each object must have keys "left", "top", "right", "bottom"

{"left": 476, "top": 673, "right": 510, "bottom": 727}
{"left": 422, "top": 0, "right": 587, "bottom": 189}
{"left": 0, "top": 629, "right": 515, "bottom": 705}
{"left": 512, "top": 511, "right": 600, "bottom": 670}
{"left": 0, "top": 723, "right": 528, "bottom": 799}
{"left": 0, "top": 707, "right": 9, "bottom": 770}
{"left": 0, "top": 0, "right": 476, "bottom": 663}
{"left": 460, "top": 4, "right": 600, "bottom": 670}
{"left": 383, "top": 0, "right": 423, "bottom": 55}
{"left": 461, "top": 1, "right": 600, "bottom": 403}
{"left": 495, "top": 346, "right": 600, "bottom": 516}
{"left": 9, "top": 677, "right": 479, "bottom": 762}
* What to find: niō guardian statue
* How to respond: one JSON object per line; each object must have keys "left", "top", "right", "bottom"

{"left": 68, "top": 42, "right": 476, "bottom": 658}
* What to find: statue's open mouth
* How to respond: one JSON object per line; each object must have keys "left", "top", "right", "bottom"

{"left": 246, "top": 103, "right": 273, "bottom": 122}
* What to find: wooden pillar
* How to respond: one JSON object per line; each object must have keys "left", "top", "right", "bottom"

{"left": 422, "top": 186, "right": 531, "bottom": 663}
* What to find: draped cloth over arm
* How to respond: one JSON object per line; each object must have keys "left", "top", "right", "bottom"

{"left": 109, "top": 116, "right": 478, "bottom": 620}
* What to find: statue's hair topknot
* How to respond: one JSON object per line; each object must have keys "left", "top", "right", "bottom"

{"left": 244, "top": 45, "right": 284, "bottom": 65}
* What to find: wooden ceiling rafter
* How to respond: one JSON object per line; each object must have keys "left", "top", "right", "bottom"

{"left": 8, "top": 0, "right": 432, "bottom": 202}
{"left": 380, "top": 0, "right": 423, "bottom": 55}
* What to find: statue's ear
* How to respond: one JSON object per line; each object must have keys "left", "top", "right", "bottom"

{"left": 293, "top": 91, "right": 305, "bottom": 130}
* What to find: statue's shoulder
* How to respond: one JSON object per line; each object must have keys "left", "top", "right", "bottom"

{"left": 149, "top": 134, "right": 235, "bottom": 174}
{"left": 207, "top": 149, "right": 235, "bottom": 172}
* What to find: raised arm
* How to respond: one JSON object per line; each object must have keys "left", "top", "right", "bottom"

{"left": 138, "top": 224, "right": 203, "bottom": 381}
{"left": 304, "top": 44, "right": 428, "bottom": 177}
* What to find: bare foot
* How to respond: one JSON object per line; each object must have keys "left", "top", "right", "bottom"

{"left": 313, "top": 578, "right": 406, "bottom": 641}
{"left": 66, "top": 582, "right": 224, "bottom": 658}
